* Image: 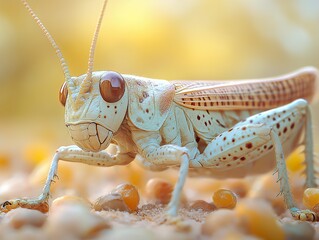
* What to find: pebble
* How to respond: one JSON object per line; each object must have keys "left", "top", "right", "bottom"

{"left": 212, "top": 189, "right": 237, "bottom": 209}
{"left": 98, "top": 227, "right": 158, "bottom": 240}
{"left": 112, "top": 183, "right": 140, "bottom": 211}
{"left": 189, "top": 200, "right": 216, "bottom": 212}
{"left": 303, "top": 188, "right": 319, "bottom": 210}
{"left": 94, "top": 193, "right": 130, "bottom": 212}
{"left": 145, "top": 178, "right": 174, "bottom": 204}
{"left": 51, "top": 195, "right": 92, "bottom": 211}
{"left": 283, "top": 221, "right": 315, "bottom": 240}
{"left": 235, "top": 199, "right": 285, "bottom": 240}
{"left": 202, "top": 209, "right": 239, "bottom": 236}
{"left": 45, "top": 204, "right": 110, "bottom": 239}
{"left": 3, "top": 208, "right": 47, "bottom": 229}
{"left": 0, "top": 226, "right": 47, "bottom": 240}
{"left": 211, "top": 228, "right": 261, "bottom": 240}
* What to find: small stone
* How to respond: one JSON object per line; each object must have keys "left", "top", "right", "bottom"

{"left": 94, "top": 193, "right": 130, "bottom": 212}
{"left": 303, "top": 188, "right": 319, "bottom": 210}
{"left": 112, "top": 183, "right": 140, "bottom": 211}
{"left": 4, "top": 208, "right": 47, "bottom": 229}
{"left": 283, "top": 222, "right": 315, "bottom": 240}
{"left": 212, "top": 189, "right": 237, "bottom": 209}
{"left": 139, "top": 203, "right": 159, "bottom": 211}
{"left": 51, "top": 195, "right": 92, "bottom": 211}
{"left": 46, "top": 204, "right": 110, "bottom": 239}
{"left": 189, "top": 200, "right": 216, "bottom": 212}
{"left": 99, "top": 227, "right": 158, "bottom": 240}
{"left": 0, "top": 226, "right": 47, "bottom": 240}
{"left": 145, "top": 178, "right": 174, "bottom": 204}
{"left": 202, "top": 209, "right": 239, "bottom": 236}
{"left": 212, "top": 227, "right": 261, "bottom": 240}
{"left": 235, "top": 199, "right": 285, "bottom": 240}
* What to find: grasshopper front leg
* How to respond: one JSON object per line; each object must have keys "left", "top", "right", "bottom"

{"left": 131, "top": 110, "right": 200, "bottom": 218}
{"left": 0, "top": 145, "right": 134, "bottom": 213}
{"left": 135, "top": 143, "right": 191, "bottom": 228}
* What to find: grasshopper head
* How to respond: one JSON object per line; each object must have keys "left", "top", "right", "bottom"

{"left": 60, "top": 71, "right": 128, "bottom": 152}
{"left": 21, "top": 0, "right": 114, "bottom": 152}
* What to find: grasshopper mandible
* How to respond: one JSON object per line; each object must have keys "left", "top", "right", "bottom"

{"left": 1, "top": 0, "right": 318, "bottom": 222}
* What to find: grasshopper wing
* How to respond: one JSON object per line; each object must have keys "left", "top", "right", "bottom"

{"left": 173, "top": 67, "right": 318, "bottom": 111}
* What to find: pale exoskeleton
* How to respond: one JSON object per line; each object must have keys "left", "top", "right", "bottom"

{"left": 1, "top": 0, "right": 318, "bottom": 223}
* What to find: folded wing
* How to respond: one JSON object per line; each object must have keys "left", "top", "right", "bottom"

{"left": 173, "top": 67, "right": 318, "bottom": 111}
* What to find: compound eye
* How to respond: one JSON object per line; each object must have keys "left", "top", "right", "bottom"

{"left": 59, "top": 82, "right": 68, "bottom": 106}
{"left": 99, "top": 72, "right": 125, "bottom": 103}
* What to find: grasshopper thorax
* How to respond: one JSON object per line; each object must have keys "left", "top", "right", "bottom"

{"left": 62, "top": 71, "right": 128, "bottom": 152}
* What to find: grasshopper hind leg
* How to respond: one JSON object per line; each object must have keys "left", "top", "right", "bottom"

{"left": 304, "top": 103, "right": 316, "bottom": 188}
{"left": 193, "top": 99, "right": 317, "bottom": 221}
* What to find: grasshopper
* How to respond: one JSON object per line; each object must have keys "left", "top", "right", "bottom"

{"left": 1, "top": 0, "right": 318, "bottom": 222}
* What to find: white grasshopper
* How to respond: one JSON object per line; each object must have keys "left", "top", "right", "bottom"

{"left": 1, "top": 0, "right": 318, "bottom": 222}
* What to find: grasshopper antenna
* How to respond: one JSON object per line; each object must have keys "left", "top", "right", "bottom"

{"left": 21, "top": 0, "right": 73, "bottom": 91}
{"left": 77, "top": 0, "right": 108, "bottom": 102}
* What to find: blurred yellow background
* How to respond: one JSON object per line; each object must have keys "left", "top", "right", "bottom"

{"left": 0, "top": 0, "right": 319, "bottom": 166}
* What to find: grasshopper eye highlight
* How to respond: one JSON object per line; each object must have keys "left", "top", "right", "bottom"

{"left": 99, "top": 72, "right": 125, "bottom": 103}
{"left": 59, "top": 82, "right": 68, "bottom": 106}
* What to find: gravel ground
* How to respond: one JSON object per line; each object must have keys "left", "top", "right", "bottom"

{"left": 0, "top": 153, "right": 318, "bottom": 240}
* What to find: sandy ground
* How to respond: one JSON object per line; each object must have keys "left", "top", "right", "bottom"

{"left": 0, "top": 155, "right": 318, "bottom": 240}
